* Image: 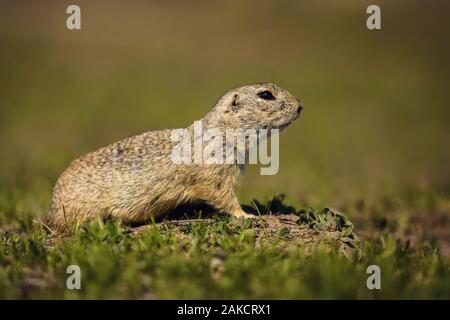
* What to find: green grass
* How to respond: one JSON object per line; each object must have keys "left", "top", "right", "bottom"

{"left": 0, "top": 1, "right": 449, "bottom": 299}
{"left": 1, "top": 210, "right": 448, "bottom": 299}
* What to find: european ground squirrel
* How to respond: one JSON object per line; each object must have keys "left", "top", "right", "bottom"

{"left": 42, "top": 83, "right": 303, "bottom": 234}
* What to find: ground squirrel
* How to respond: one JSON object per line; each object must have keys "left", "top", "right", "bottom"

{"left": 42, "top": 83, "right": 303, "bottom": 234}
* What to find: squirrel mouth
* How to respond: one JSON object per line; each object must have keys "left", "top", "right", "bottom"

{"left": 277, "top": 121, "right": 292, "bottom": 131}
{"left": 276, "top": 112, "right": 301, "bottom": 130}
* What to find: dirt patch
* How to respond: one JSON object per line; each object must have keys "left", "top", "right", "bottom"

{"left": 354, "top": 211, "right": 450, "bottom": 257}
{"left": 131, "top": 210, "right": 358, "bottom": 254}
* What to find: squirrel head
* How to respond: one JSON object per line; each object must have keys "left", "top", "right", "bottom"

{"left": 205, "top": 83, "right": 303, "bottom": 131}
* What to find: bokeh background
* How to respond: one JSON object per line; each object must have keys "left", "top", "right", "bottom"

{"left": 1, "top": 1, "right": 449, "bottom": 253}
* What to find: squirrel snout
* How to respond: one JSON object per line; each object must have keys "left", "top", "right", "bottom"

{"left": 295, "top": 98, "right": 303, "bottom": 114}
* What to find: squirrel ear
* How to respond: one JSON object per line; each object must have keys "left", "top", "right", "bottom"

{"left": 230, "top": 94, "right": 240, "bottom": 112}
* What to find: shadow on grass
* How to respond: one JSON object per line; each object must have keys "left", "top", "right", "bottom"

{"left": 156, "top": 194, "right": 297, "bottom": 223}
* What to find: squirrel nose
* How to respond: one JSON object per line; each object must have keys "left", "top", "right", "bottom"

{"left": 297, "top": 101, "right": 303, "bottom": 114}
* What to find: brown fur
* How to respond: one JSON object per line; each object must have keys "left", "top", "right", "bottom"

{"left": 41, "top": 83, "right": 302, "bottom": 234}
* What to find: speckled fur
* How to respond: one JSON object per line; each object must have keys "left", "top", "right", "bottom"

{"left": 42, "top": 83, "right": 302, "bottom": 234}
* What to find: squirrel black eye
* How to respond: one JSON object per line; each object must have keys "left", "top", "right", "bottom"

{"left": 257, "top": 90, "right": 275, "bottom": 100}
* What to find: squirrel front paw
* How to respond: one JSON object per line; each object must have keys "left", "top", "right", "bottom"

{"left": 231, "top": 209, "right": 256, "bottom": 219}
